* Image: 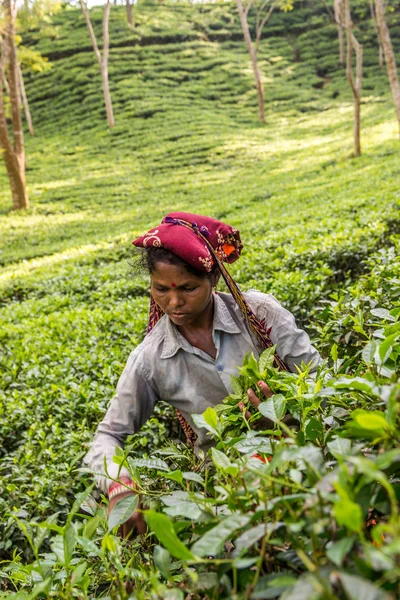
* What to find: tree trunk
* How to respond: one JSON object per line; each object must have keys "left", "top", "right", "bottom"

{"left": 18, "top": 64, "right": 34, "bottom": 136}
{"left": 334, "top": 0, "right": 345, "bottom": 64}
{"left": 2, "top": 73, "right": 10, "bottom": 96}
{"left": 379, "top": 44, "right": 383, "bottom": 68}
{"left": 126, "top": 0, "right": 133, "bottom": 26}
{"left": 353, "top": 92, "right": 361, "bottom": 156}
{"left": 374, "top": 0, "right": 400, "bottom": 133}
{"left": 101, "top": 64, "right": 114, "bottom": 128}
{"left": 0, "top": 0, "right": 29, "bottom": 210}
{"left": 236, "top": 0, "right": 265, "bottom": 123}
{"left": 369, "top": 0, "right": 383, "bottom": 68}
{"left": 102, "top": 0, "right": 115, "bottom": 128}
{"left": 0, "top": 85, "right": 29, "bottom": 210}
{"left": 344, "top": 0, "right": 362, "bottom": 156}
{"left": 80, "top": 0, "right": 115, "bottom": 128}
{"left": 6, "top": 1, "right": 26, "bottom": 175}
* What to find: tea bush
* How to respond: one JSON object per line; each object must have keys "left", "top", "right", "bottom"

{"left": 1, "top": 242, "right": 399, "bottom": 598}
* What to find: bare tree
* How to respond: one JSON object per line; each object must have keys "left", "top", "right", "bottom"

{"left": 0, "top": 0, "right": 29, "bottom": 210}
{"left": 235, "top": 0, "right": 293, "bottom": 123}
{"left": 336, "top": 0, "right": 363, "bottom": 156}
{"left": 18, "top": 64, "right": 34, "bottom": 136}
{"left": 80, "top": 0, "right": 115, "bottom": 128}
{"left": 374, "top": 0, "right": 400, "bottom": 134}
{"left": 126, "top": 0, "right": 133, "bottom": 26}
{"left": 369, "top": 0, "right": 383, "bottom": 68}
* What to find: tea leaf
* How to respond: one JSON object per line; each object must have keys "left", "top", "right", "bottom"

{"left": 211, "top": 448, "right": 238, "bottom": 475}
{"left": 130, "top": 458, "right": 169, "bottom": 471}
{"left": 203, "top": 407, "right": 219, "bottom": 431}
{"left": 327, "top": 437, "right": 351, "bottom": 458}
{"left": 191, "top": 514, "right": 250, "bottom": 557}
{"left": 334, "top": 499, "right": 363, "bottom": 533}
{"left": 145, "top": 511, "right": 195, "bottom": 561}
{"left": 183, "top": 471, "right": 204, "bottom": 484}
{"left": 231, "top": 376, "right": 243, "bottom": 395}
{"left": 352, "top": 410, "right": 388, "bottom": 432}
{"left": 76, "top": 536, "right": 102, "bottom": 557}
{"left": 338, "top": 572, "right": 392, "bottom": 600}
{"left": 108, "top": 494, "right": 139, "bottom": 532}
{"left": 259, "top": 347, "right": 276, "bottom": 372}
{"left": 326, "top": 536, "right": 355, "bottom": 566}
{"left": 259, "top": 394, "right": 286, "bottom": 423}
{"left": 63, "top": 522, "right": 76, "bottom": 565}
{"left": 154, "top": 545, "right": 171, "bottom": 579}
{"left": 362, "top": 341, "right": 377, "bottom": 365}
{"left": 371, "top": 308, "right": 396, "bottom": 322}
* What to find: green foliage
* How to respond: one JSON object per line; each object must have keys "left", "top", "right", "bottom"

{"left": 215, "top": 348, "right": 321, "bottom": 437}
{"left": 0, "top": 0, "right": 399, "bottom": 597}
{"left": 2, "top": 292, "right": 399, "bottom": 597}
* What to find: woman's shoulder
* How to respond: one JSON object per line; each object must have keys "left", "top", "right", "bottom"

{"left": 124, "top": 316, "right": 170, "bottom": 369}
{"left": 218, "top": 289, "right": 283, "bottom": 321}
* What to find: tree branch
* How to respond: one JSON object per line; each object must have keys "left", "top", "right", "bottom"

{"left": 103, "top": 0, "right": 111, "bottom": 67}
{"left": 79, "top": 0, "right": 103, "bottom": 69}
{"left": 256, "top": 0, "right": 278, "bottom": 46}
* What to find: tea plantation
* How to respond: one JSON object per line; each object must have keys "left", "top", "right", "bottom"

{"left": 0, "top": 0, "right": 399, "bottom": 598}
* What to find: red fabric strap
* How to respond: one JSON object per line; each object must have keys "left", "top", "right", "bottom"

{"left": 108, "top": 477, "right": 134, "bottom": 497}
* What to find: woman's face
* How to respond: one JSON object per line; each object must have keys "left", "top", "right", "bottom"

{"left": 150, "top": 262, "right": 214, "bottom": 327}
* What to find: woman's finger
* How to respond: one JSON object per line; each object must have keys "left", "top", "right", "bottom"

{"left": 239, "top": 401, "right": 252, "bottom": 420}
{"left": 247, "top": 386, "right": 274, "bottom": 431}
{"left": 257, "top": 380, "right": 273, "bottom": 398}
{"left": 121, "top": 512, "right": 147, "bottom": 537}
{"left": 247, "top": 388, "right": 261, "bottom": 409}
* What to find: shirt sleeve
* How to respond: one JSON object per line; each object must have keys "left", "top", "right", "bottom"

{"left": 83, "top": 349, "right": 158, "bottom": 493}
{"left": 245, "top": 290, "right": 321, "bottom": 373}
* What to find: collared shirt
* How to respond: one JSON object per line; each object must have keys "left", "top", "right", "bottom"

{"left": 84, "top": 291, "right": 320, "bottom": 491}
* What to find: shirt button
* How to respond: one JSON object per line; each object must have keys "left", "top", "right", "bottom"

{"left": 217, "top": 365, "right": 224, "bottom": 372}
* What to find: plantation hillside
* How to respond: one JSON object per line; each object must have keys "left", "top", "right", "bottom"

{"left": 0, "top": 0, "right": 400, "bottom": 598}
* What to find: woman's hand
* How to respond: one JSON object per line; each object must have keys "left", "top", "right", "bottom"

{"left": 108, "top": 491, "right": 146, "bottom": 537}
{"left": 239, "top": 380, "right": 274, "bottom": 430}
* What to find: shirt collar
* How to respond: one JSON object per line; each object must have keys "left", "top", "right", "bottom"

{"left": 160, "top": 293, "right": 241, "bottom": 359}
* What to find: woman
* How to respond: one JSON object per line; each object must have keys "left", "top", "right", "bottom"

{"left": 84, "top": 212, "right": 320, "bottom": 535}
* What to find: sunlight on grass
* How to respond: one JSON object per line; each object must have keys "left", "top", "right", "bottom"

{"left": 0, "top": 234, "right": 136, "bottom": 286}
{"left": 364, "top": 118, "right": 400, "bottom": 145}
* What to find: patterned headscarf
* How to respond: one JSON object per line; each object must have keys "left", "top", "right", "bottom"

{"left": 133, "top": 212, "right": 243, "bottom": 272}
{"left": 133, "top": 212, "right": 288, "bottom": 445}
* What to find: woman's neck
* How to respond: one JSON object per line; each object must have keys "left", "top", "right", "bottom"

{"left": 177, "top": 295, "right": 215, "bottom": 337}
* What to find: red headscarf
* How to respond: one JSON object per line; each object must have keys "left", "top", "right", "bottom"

{"left": 132, "top": 212, "right": 243, "bottom": 272}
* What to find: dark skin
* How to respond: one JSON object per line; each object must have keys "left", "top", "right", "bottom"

{"left": 109, "top": 261, "right": 274, "bottom": 536}
{"left": 151, "top": 261, "right": 218, "bottom": 358}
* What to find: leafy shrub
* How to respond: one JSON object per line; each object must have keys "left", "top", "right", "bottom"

{"left": 2, "top": 296, "right": 399, "bottom": 598}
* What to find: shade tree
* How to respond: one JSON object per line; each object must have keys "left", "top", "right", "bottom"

{"left": 0, "top": 0, "right": 29, "bottom": 210}
{"left": 369, "top": 0, "right": 384, "bottom": 68}
{"left": 335, "top": 0, "right": 363, "bottom": 156}
{"left": 235, "top": 0, "right": 293, "bottom": 123}
{"left": 79, "top": 0, "right": 115, "bottom": 128}
{"left": 126, "top": 0, "right": 133, "bottom": 26}
{"left": 334, "top": 0, "right": 345, "bottom": 64}
{"left": 15, "top": 44, "right": 53, "bottom": 136}
{"left": 15, "top": 0, "right": 60, "bottom": 136}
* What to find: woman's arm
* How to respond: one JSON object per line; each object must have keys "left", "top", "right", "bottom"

{"left": 83, "top": 349, "right": 158, "bottom": 493}
{"left": 245, "top": 291, "right": 321, "bottom": 372}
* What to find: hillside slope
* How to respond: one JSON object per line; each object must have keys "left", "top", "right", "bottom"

{"left": 1, "top": 1, "right": 399, "bottom": 276}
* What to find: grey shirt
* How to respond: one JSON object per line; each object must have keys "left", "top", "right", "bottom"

{"left": 84, "top": 290, "right": 320, "bottom": 491}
